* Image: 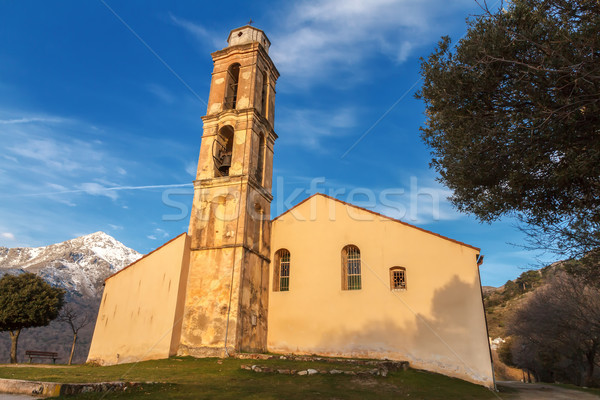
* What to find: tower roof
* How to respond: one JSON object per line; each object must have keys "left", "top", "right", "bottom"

{"left": 227, "top": 25, "right": 271, "bottom": 53}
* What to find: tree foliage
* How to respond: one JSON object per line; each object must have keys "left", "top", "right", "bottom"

{"left": 417, "top": 0, "right": 600, "bottom": 258}
{"left": 0, "top": 273, "right": 64, "bottom": 363}
{"left": 484, "top": 269, "right": 543, "bottom": 307}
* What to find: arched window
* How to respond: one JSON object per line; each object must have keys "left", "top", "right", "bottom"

{"left": 390, "top": 267, "right": 406, "bottom": 290}
{"left": 224, "top": 63, "right": 240, "bottom": 109}
{"left": 255, "top": 134, "right": 265, "bottom": 184}
{"left": 341, "top": 245, "right": 361, "bottom": 290}
{"left": 213, "top": 125, "right": 234, "bottom": 177}
{"left": 273, "top": 249, "right": 290, "bottom": 292}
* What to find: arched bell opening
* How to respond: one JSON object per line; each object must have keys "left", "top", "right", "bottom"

{"left": 213, "top": 125, "right": 234, "bottom": 177}
{"left": 224, "top": 63, "right": 240, "bottom": 110}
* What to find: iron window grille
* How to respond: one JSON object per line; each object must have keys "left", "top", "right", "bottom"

{"left": 390, "top": 267, "right": 406, "bottom": 290}
{"left": 342, "top": 245, "right": 362, "bottom": 290}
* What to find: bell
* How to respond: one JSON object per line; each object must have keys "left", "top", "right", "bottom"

{"left": 218, "top": 153, "right": 232, "bottom": 175}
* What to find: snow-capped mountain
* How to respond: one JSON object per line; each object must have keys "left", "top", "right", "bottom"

{"left": 0, "top": 232, "right": 142, "bottom": 363}
{"left": 0, "top": 231, "right": 142, "bottom": 297}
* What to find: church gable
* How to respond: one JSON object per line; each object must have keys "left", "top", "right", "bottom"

{"left": 273, "top": 193, "right": 479, "bottom": 252}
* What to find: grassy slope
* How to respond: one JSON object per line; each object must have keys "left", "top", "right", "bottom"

{"left": 0, "top": 357, "right": 501, "bottom": 399}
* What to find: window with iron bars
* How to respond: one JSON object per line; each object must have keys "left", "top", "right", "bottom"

{"left": 390, "top": 267, "right": 406, "bottom": 290}
{"left": 342, "top": 245, "right": 361, "bottom": 290}
{"left": 279, "top": 250, "right": 290, "bottom": 291}
{"left": 273, "top": 249, "right": 290, "bottom": 292}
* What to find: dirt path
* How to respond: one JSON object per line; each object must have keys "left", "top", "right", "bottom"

{"left": 0, "top": 364, "right": 74, "bottom": 369}
{"left": 497, "top": 381, "right": 600, "bottom": 400}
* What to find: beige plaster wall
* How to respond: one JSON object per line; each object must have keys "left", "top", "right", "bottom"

{"left": 267, "top": 194, "right": 494, "bottom": 387}
{"left": 87, "top": 233, "right": 190, "bottom": 365}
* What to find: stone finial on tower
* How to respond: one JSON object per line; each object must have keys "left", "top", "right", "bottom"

{"left": 227, "top": 26, "right": 271, "bottom": 53}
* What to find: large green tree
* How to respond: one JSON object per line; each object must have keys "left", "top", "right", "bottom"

{"left": 417, "top": 0, "right": 600, "bottom": 259}
{"left": 0, "top": 273, "right": 64, "bottom": 363}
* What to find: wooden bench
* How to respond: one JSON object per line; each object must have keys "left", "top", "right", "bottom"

{"left": 25, "top": 350, "right": 59, "bottom": 364}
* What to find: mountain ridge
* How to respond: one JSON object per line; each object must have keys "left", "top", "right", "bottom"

{"left": 0, "top": 231, "right": 141, "bottom": 297}
{"left": 0, "top": 231, "right": 142, "bottom": 363}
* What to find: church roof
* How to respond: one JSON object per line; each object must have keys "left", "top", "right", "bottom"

{"left": 272, "top": 193, "right": 480, "bottom": 252}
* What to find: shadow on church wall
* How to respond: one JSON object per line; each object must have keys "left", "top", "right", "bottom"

{"left": 295, "top": 275, "right": 494, "bottom": 385}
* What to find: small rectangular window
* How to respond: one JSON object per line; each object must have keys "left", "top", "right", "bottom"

{"left": 390, "top": 267, "right": 406, "bottom": 290}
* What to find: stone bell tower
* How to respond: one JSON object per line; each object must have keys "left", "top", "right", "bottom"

{"left": 178, "top": 26, "right": 279, "bottom": 357}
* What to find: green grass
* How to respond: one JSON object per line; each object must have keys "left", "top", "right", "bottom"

{"left": 0, "top": 357, "right": 500, "bottom": 399}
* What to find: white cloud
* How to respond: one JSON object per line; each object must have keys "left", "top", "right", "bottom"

{"left": 1, "top": 232, "right": 15, "bottom": 240}
{"left": 8, "top": 138, "right": 85, "bottom": 172}
{"left": 0, "top": 116, "right": 67, "bottom": 124}
{"left": 269, "top": 0, "right": 474, "bottom": 85}
{"left": 169, "top": 0, "right": 476, "bottom": 90}
{"left": 153, "top": 228, "right": 170, "bottom": 238}
{"left": 185, "top": 161, "right": 197, "bottom": 177}
{"left": 276, "top": 106, "right": 358, "bottom": 149}
{"left": 147, "top": 235, "right": 157, "bottom": 240}
{"left": 2, "top": 155, "right": 18, "bottom": 163}
{"left": 116, "top": 167, "right": 127, "bottom": 175}
{"left": 77, "top": 182, "right": 119, "bottom": 201}
{"left": 108, "top": 224, "right": 124, "bottom": 231}
{"left": 169, "top": 14, "right": 223, "bottom": 49}
{"left": 146, "top": 83, "right": 175, "bottom": 104}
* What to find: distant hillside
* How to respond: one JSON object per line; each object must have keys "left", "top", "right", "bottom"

{"left": 484, "top": 262, "right": 563, "bottom": 339}
{"left": 0, "top": 232, "right": 141, "bottom": 364}
{"left": 483, "top": 262, "right": 569, "bottom": 381}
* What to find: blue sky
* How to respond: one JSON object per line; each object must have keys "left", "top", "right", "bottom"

{"left": 0, "top": 0, "right": 555, "bottom": 286}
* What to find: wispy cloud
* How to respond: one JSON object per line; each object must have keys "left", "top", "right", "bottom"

{"left": 0, "top": 116, "right": 67, "bottom": 125}
{"left": 1, "top": 232, "right": 15, "bottom": 240}
{"left": 185, "top": 161, "right": 197, "bottom": 177}
{"left": 146, "top": 227, "right": 170, "bottom": 241}
{"left": 169, "top": 14, "right": 223, "bottom": 49}
{"left": 78, "top": 182, "right": 120, "bottom": 201}
{"left": 8, "top": 138, "right": 94, "bottom": 173}
{"left": 146, "top": 83, "right": 175, "bottom": 104}
{"left": 269, "top": 0, "right": 474, "bottom": 86}
{"left": 153, "top": 227, "right": 170, "bottom": 239}
{"left": 0, "top": 183, "right": 194, "bottom": 199}
{"left": 276, "top": 106, "right": 358, "bottom": 149}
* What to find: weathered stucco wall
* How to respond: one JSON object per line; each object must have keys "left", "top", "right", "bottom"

{"left": 87, "top": 233, "right": 190, "bottom": 365}
{"left": 267, "top": 194, "right": 494, "bottom": 387}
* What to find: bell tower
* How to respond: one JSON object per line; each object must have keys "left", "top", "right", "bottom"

{"left": 178, "top": 26, "right": 279, "bottom": 357}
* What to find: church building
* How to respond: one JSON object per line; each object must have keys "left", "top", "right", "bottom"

{"left": 87, "top": 26, "right": 495, "bottom": 388}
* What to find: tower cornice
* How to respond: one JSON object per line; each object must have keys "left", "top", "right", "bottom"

{"left": 201, "top": 108, "right": 278, "bottom": 140}
{"left": 211, "top": 43, "right": 280, "bottom": 80}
